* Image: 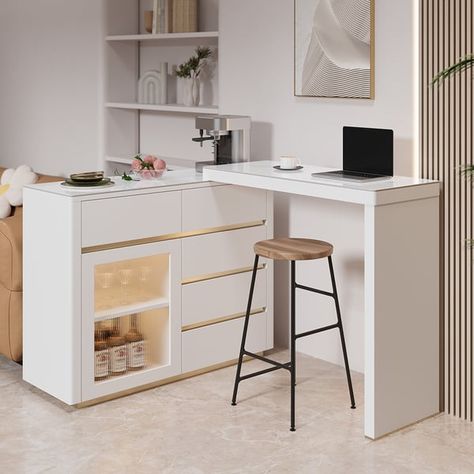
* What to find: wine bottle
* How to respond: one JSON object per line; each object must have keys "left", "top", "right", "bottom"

{"left": 94, "top": 328, "right": 109, "bottom": 381}
{"left": 125, "top": 314, "right": 145, "bottom": 370}
{"left": 108, "top": 318, "right": 127, "bottom": 376}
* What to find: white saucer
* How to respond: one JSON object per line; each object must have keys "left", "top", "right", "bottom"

{"left": 273, "top": 165, "right": 304, "bottom": 171}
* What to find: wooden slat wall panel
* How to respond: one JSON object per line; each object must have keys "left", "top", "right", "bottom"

{"left": 421, "top": 0, "right": 473, "bottom": 421}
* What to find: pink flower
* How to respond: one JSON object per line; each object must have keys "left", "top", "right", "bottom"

{"left": 131, "top": 158, "right": 142, "bottom": 171}
{"left": 153, "top": 158, "right": 167, "bottom": 170}
{"left": 140, "top": 170, "right": 153, "bottom": 180}
{"left": 143, "top": 155, "right": 156, "bottom": 165}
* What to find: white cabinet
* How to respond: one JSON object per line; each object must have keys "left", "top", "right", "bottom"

{"left": 82, "top": 191, "right": 181, "bottom": 247}
{"left": 182, "top": 185, "right": 268, "bottom": 231}
{"left": 182, "top": 226, "right": 267, "bottom": 280}
{"left": 23, "top": 177, "right": 273, "bottom": 405}
{"left": 182, "top": 312, "right": 269, "bottom": 373}
{"left": 182, "top": 268, "right": 267, "bottom": 329}
{"left": 81, "top": 240, "right": 181, "bottom": 400}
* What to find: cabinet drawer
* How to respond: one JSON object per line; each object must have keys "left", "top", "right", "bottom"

{"left": 82, "top": 192, "right": 181, "bottom": 248}
{"left": 182, "top": 312, "right": 268, "bottom": 373}
{"left": 182, "top": 268, "right": 267, "bottom": 328}
{"left": 182, "top": 225, "right": 267, "bottom": 281}
{"left": 182, "top": 186, "right": 267, "bottom": 232}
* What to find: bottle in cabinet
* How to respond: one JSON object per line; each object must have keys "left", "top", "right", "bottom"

{"left": 125, "top": 314, "right": 145, "bottom": 371}
{"left": 94, "top": 328, "right": 109, "bottom": 381}
{"left": 108, "top": 319, "right": 127, "bottom": 376}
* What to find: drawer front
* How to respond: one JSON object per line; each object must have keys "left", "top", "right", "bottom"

{"left": 182, "top": 312, "right": 268, "bottom": 373}
{"left": 182, "top": 268, "right": 267, "bottom": 328}
{"left": 82, "top": 191, "right": 181, "bottom": 248}
{"left": 182, "top": 225, "right": 267, "bottom": 281}
{"left": 182, "top": 186, "right": 267, "bottom": 232}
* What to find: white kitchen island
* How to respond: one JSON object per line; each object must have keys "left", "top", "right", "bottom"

{"left": 204, "top": 161, "right": 441, "bottom": 440}
{"left": 23, "top": 170, "right": 273, "bottom": 406}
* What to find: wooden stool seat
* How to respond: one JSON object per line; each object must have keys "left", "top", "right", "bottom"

{"left": 254, "top": 238, "right": 333, "bottom": 261}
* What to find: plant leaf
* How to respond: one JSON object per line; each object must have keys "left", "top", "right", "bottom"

{"left": 432, "top": 55, "right": 474, "bottom": 84}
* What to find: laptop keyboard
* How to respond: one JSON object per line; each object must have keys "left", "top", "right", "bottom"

{"left": 311, "top": 170, "right": 388, "bottom": 181}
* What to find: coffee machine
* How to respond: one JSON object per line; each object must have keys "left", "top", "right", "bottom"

{"left": 192, "top": 115, "right": 251, "bottom": 171}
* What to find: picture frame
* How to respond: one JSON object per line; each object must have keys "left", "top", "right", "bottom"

{"left": 294, "top": 0, "right": 375, "bottom": 99}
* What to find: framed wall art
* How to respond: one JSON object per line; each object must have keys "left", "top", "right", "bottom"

{"left": 295, "top": 0, "right": 375, "bottom": 99}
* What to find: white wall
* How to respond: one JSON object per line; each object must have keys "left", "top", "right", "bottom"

{"left": 0, "top": 0, "right": 104, "bottom": 177}
{"left": 0, "top": 0, "right": 417, "bottom": 373}
{"left": 219, "top": 0, "right": 418, "bottom": 373}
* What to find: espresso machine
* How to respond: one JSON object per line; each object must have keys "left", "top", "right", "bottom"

{"left": 192, "top": 115, "right": 251, "bottom": 172}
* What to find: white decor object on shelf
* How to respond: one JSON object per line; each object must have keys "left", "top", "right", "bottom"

{"left": 154, "top": 0, "right": 172, "bottom": 33}
{"left": 138, "top": 62, "right": 168, "bottom": 105}
{"left": 152, "top": 0, "right": 160, "bottom": 34}
{"left": 182, "top": 73, "right": 200, "bottom": 107}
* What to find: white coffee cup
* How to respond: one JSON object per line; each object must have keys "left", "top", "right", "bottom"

{"left": 280, "top": 155, "right": 300, "bottom": 169}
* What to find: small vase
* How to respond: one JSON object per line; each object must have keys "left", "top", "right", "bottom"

{"left": 183, "top": 77, "right": 200, "bottom": 106}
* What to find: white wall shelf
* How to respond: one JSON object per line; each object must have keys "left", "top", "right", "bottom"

{"left": 94, "top": 297, "right": 170, "bottom": 322}
{"left": 103, "top": 1, "right": 220, "bottom": 173}
{"left": 106, "top": 102, "right": 218, "bottom": 115}
{"left": 106, "top": 31, "right": 219, "bottom": 45}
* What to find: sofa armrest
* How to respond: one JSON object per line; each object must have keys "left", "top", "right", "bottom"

{"left": 0, "top": 209, "right": 22, "bottom": 291}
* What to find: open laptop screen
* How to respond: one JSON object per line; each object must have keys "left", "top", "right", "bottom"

{"left": 343, "top": 127, "right": 394, "bottom": 176}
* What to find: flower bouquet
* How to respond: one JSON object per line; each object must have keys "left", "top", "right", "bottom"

{"left": 131, "top": 155, "right": 167, "bottom": 180}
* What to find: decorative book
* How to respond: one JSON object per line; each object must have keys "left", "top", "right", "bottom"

{"left": 172, "top": 0, "right": 198, "bottom": 33}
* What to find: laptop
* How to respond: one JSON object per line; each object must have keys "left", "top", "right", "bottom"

{"left": 312, "top": 127, "right": 394, "bottom": 181}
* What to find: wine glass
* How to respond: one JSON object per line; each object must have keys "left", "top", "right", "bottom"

{"left": 138, "top": 266, "right": 152, "bottom": 300}
{"left": 95, "top": 272, "right": 115, "bottom": 310}
{"left": 118, "top": 268, "right": 134, "bottom": 305}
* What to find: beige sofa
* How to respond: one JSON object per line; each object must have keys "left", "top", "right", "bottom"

{"left": 0, "top": 168, "right": 62, "bottom": 362}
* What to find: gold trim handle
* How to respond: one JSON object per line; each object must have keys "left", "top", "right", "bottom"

{"left": 82, "top": 220, "right": 266, "bottom": 254}
{"left": 181, "top": 264, "right": 266, "bottom": 285}
{"left": 182, "top": 307, "right": 266, "bottom": 332}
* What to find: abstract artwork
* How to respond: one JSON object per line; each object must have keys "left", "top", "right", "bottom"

{"left": 295, "top": 0, "right": 374, "bottom": 99}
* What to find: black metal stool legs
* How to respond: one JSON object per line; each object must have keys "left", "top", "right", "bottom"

{"left": 232, "top": 255, "right": 260, "bottom": 406}
{"left": 328, "top": 256, "right": 356, "bottom": 409}
{"left": 290, "top": 261, "right": 296, "bottom": 431}
{"left": 231, "top": 252, "right": 356, "bottom": 432}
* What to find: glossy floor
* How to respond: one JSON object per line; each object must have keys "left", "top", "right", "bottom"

{"left": 1, "top": 351, "right": 473, "bottom": 474}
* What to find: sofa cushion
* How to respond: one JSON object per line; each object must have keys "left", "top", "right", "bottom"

{"left": 0, "top": 283, "right": 22, "bottom": 362}
{"left": 0, "top": 171, "right": 62, "bottom": 289}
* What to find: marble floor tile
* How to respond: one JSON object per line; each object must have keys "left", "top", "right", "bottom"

{"left": 0, "top": 352, "right": 473, "bottom": 474}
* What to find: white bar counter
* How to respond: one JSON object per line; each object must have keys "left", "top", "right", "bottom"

{"left": 204, "top": 161, "right": 440, "bottom": 440}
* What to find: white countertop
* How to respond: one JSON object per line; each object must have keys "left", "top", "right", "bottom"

{"left": 203, "top": 161, "right": 440, "bottom": 206}
{"left": 25, "top": 169, "right": 213, "bottom": 199}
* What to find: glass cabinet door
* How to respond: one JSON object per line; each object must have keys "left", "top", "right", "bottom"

{"left": 81, "top": 240, "right": 181, "bottom": 401}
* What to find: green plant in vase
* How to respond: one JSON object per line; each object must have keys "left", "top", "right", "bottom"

{"left": 176, "top": 46, "right": 212, "bottom": 107}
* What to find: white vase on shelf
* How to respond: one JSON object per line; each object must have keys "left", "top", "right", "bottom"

{"left": 182, "top": 74, "right": 200, "bottom": 107}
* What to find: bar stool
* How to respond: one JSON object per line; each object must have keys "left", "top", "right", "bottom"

{"left": 231, "top": 238, "right": 356, "bottom": 431}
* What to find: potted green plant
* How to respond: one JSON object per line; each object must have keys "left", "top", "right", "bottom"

{"left": 176, "top": 46, "right": 212, "bottom": 106}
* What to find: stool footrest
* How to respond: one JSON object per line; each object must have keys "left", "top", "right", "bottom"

{"left": 239, "top": 365, "right": 289, "bottom": 381}
{"left": 243, "top": 351, "right": 291, "bottom": 371}
{"left": 295, "top": 322, "right": 340, "bottom": 339}
{"left": 295, "top": 283, "right": 334, "bottom": 299}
